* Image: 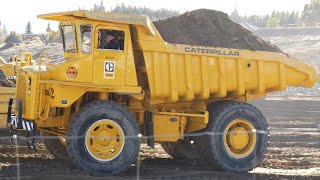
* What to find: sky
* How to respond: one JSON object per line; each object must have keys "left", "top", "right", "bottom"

{"left": 0, "top": 0, "right": 311, "bottom": 33}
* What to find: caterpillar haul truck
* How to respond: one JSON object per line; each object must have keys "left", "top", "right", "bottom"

{"left": 0, "top": 52, "right": 34, "bottom": 81}
{"left": 0, "top": 56, "right": 15, "bottom": 127}
{"left": 7, "top": 11, "right": 317, "bottom": 175}
{"left": 0, "top": 54, "right": 33, "bottom": 127}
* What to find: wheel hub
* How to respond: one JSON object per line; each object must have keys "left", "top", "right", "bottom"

{"left": 85, "top": 119, "right": 125, "bottom": 162}
{"left": 223, "top": 119, "right": 257, "bottom": 158}
{"left": 227, "top": 126, "right": 249, "bottom": 150}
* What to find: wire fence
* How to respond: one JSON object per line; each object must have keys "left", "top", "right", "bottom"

{"left": 0, "top": 127, "right": 319, "bottom": 180}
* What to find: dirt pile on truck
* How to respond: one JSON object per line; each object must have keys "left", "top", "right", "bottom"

{"left": 154, "top": 9, "right": 283, "bottom": 53}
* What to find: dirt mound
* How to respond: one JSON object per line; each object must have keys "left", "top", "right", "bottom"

{"left": 154, "top": 9, "right": 283, "bottom": 53}
{"left": 0, "top": 42, "right": 14, "bottom": 51}
{"left": 5, "top": 32, "right": 22, "bottom": 44}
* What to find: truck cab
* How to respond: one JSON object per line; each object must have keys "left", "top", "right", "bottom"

{"left": 10, "top": 11, "right": 154, "bottom": 122}
{"left": 49, "top": 21, "right": 138, "bottom": 86}
{"left": 8, "top": 11, "right": 167, "bottom": 175}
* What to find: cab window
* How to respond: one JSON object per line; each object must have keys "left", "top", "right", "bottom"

{"left": 98, "top": 29, "right": 125, "bottom": 51}
{"left": 80, "top": 25, "right": 92, "bottom": 54}
{"left": 62, "top": 25, "right": 77, "bottom": 53}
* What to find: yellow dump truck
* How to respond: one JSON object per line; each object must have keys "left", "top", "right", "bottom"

{"left": 0, "top": 54, "right": 33, "bottom": 128}
{"left": 7, "top": 11, "right": 317, "bottom": 175}
{"left": 0, "top": 57, "right": 15, "bottom": 80}
{"left": 0, "top": 55, "right": 24, "bottom": 127}
{"left": 0, "top": 56, "right": 15, "bottom": 121}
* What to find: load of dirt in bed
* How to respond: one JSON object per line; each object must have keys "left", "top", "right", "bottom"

{"left": 154, "top": 9, "right": 283, "bottom": 53}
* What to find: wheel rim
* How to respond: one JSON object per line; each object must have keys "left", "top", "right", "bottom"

{"left": 85, "top": 119, "right": 125, "bottom": 162}
{"left": 223, "top": 119, "right": 256, "bottom": 158}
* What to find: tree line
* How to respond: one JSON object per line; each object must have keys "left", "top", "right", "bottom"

{"left": 110, "top": 4, "right": 180, "bottom": 21}
{"left": 231, "top": 0, "right": 320, "bottom": 28}
{"left": 1, "top": 0, "right": 320, "bottom": 43}
{"left": 0, "top": 21, "right": 8, "bottom": 43}
{"left": 231, "top": 10, "right": 300, "bottom": 28}
{"left": 0, "top": 1, "right": 179, "bottom": 43}
{"left": 92, "top": 1, "right": 180, "bottom": 21}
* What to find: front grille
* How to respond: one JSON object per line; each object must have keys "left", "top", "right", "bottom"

{"left": 16, "top": 74, "right": 27, "bottom": 115}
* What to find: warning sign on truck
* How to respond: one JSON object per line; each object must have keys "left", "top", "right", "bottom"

{"left": 104, "top": 61, "right": 115, "bottom": 79}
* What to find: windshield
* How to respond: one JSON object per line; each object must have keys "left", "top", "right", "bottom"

{"left": 80, "top": 25, "right": 92, "bottom": 54}
{"left": 62, "top": 25, "right": 77, "bottom": 53}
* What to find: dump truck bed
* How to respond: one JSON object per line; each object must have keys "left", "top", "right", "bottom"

{"left": 140, "top": 43, "right": 317, "bottom": 103}
{"left": 36, "top": 10, "right": 317, "bottom": 104}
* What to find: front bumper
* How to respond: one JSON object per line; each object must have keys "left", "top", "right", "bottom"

{"left": 7, "top": 98, "right": 36, "bottom": 132}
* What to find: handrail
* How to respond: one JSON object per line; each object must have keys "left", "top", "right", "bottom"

{"left": 36, "top": 52, "right": 51, "bottom": 120}
{"left": 37, "top": 52, "right": 51, "bottom": 81}
{"left": 38, "top": 83, "right": 50, "bottom": 120}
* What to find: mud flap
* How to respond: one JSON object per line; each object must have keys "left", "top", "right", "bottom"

{"left": 145, "top": 111, "right": 154, "bottom": 148}
{"left": 8, "top": 97, "right": 37, "bottom": 152}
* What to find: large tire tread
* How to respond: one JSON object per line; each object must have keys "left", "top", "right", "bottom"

{"left": 193, "top": 101, "right": 269, "bottom": 172}
{"left": 66, "top": 100, "right": 140, "bottom": 176}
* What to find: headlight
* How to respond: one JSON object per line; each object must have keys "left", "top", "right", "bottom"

{"left": 28, "top": 78, "right": 31, "bottom": 85}
{"left": 28, "top": 89, "right": 31, "bottom": 94}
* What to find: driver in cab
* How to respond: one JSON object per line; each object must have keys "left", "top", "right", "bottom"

{"left": 104, "top": 31, "right": 120, "bottom": 50}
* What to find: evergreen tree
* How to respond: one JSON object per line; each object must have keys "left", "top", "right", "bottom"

{"left": 235, "top": 10, "right": 300, "bottom": 28}
{"left": 46, "top": 23, "right": 52, "bottom": 32}
{"left": 301, "top": 0, "right": 320, "bottom": 26}
{"left": 288, "top": 11, "right": 299, "bottom": 24}
{"left": 0, "top": 21, "right": 4, "bottom": 43}
{"left": 230, "top": 8, "right": 242, "bottom": 23}
{"left": 110, "top": 3, "right": 179, "bottom": 21}
{"left": 93, "top": 0, "right": 106, "bottom": 12}
{"left": 267, "top": 17, "right": 280, "bottom": 27}
{"left": 100, "top": 0, "right": 105, "bottom": 12}
{"left": 25, "top": 21, "right": 32, "bottom": 34}
{"left": 2, "top": 24, "right": 8, "bottom": 37}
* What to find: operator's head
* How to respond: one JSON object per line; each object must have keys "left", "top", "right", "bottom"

{"left": 105, "top": 31, "right": 115, "bottom": 43}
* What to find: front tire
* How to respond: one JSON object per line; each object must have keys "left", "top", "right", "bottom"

{"left": 194, "top": 101, "right": 269, "bottom": 172}
{"left": 66, "top": 101, "right": 140, "bottom": 176}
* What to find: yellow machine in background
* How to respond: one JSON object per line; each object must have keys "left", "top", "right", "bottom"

{"left": 0, "top": 53, "right": 33, "bottom": 79}
{"left": 7, "top": 11, "right": 317, "bottom": 175}
{"left": 0, "top": 53, "right": 34, "bottom": 127}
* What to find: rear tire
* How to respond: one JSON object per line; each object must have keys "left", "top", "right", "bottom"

{"left": 41, "top": 132, "right": 69, "bottom": 160}
{"left": 193, "top": 101, "right": 269, "bottom": 172}
{"left": 66, "top": 100, "right": 140, "bottom": 176}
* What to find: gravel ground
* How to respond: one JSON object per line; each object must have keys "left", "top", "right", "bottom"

{"left": 0, "top": 98, "right": 319, "bottom": 179}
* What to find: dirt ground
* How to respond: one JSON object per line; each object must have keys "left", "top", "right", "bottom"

{"left": 0, "top": 97, "right": 319, "bottom": 180}
{"left": 0, "top": 40, "right": 63, "bottom": 62}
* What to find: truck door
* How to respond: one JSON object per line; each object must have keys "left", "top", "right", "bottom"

{"left": 93, "top": 25, "right": 127, "bottom": 86}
